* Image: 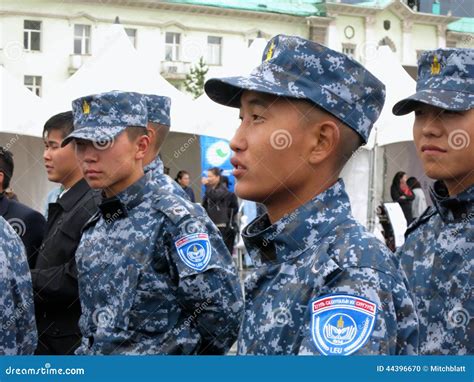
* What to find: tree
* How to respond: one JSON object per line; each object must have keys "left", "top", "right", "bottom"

{"left": 184, "top": 57, "right": 209, "bottom": 99}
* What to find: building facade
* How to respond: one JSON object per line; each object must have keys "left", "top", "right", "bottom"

{"left": 0, "top": 0, "right": 472, "bottom": 98}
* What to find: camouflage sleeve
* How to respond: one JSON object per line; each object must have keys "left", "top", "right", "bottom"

{"left": 298, "top": 267, "right": 418, "bottom": 355}
{"left": 0, "top": 222, "right": 37, "bottom": 355}
{"left": 162, "top": 214, "right": 244, "bottom": 354}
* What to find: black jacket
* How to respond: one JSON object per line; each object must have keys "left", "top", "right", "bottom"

{"left": 32, "top": 179, "right": 100, "bottom": 351}
{"left": 202, "top": 184, "right": 238, "bottom": 227}
{"left": 0, "top": 193, "right": 46, "bottom": 268}
{"left": 390, "top": 185, "right": 415, "bottom": 224}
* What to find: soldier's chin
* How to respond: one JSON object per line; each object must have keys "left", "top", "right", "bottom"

{"left": 84, "top": 178, "right": 105, "bottom": 190}
{"left": 234, "top": 182, "right": 266, "bottom": 204}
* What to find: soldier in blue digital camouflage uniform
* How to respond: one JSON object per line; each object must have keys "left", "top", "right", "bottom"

{"left": 62, "top": 91, "right": 243, "bottom": 355}
{"left": 205, "top": 34, "right": 418, "bottom": 355}
{"left": 0, "top": 216, "right": 37, "bottom": 354}
{"left": 143, "top": 94, "right": 191, "bottom": 200}
{"left": 393, "top": 48, "right": 473, "bottom": 355}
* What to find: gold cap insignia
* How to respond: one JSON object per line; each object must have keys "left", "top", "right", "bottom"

{"left": 431, "top": 55, "right": 441, "bottom": 75}
{"left": 265, "top": 41, "right": 276, "bottom": 62}
{"left": 82, "top": 100, "right": 90, "bottom": 114}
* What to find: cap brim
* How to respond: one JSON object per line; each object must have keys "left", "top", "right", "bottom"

{"left": 205, "top": 74, "right": 304, "bottom": 108}
{"left": 393, "top": 89, "right": 474, "bottom": 116}
{"left": 61, "top": 125, "right": 126, "bottom": 147}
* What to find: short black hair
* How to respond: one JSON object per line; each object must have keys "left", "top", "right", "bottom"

{"left": 43, "top": 111, "right": 74, "bottom": 140}
{"left": 0, "top": 147, "right": 14, "bottom": 190}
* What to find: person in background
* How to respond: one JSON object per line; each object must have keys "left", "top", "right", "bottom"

{"left": 393, "top": 47, "right": 473, "bottom": 354}
{"left": 406, "top": 177, "right": 428, "bottom": 220}
{"left": 32, "top": 111, "right": 100, "bottom": 355}
{"left": 0, "top": 147, "right": 46, "bottom": 269}
{"left": 390, "top": 171, "right": 415, "bottom": 224}
{"left": 202, "top": 168, "right": 239, "bottom": 254}
{"left": 175, "top": 170, "right": 195, "bottom": 202}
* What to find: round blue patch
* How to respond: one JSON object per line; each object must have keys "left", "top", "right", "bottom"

{"left": 175, "top": 233, "right": 211, "bottom": 272}
{"left": 310, "top": 294, "right": 377, "bottom": 356}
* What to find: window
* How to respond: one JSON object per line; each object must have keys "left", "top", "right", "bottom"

{"left": 165, "top": 32, "right": 180, "bottom": 61}
{"left": 207, "top": 36, "right": 222, "bottom": 65}
{"left": 24, "top": 75, "right": 42, "bottom": 96}
{"left": 23, "top": 20, "right": 41, "bottom": 51}
{"left": 342, "top": 43, "right": 356, "bottom": 59}
{"left": 74, "top": 24, "right": 91, "bottom": 55}
{"left": 125, "top": 28, "right": 137, "bottom": 48}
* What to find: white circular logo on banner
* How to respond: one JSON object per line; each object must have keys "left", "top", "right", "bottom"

{"left": 206, "top": 141, "right": 231, "bottom": 167}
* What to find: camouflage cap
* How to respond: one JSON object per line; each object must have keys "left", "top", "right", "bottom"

{"left": 204, "top": 34, "right": 386, "bottom": 144}
{"left": 62, "top": 90, "right": 148, "bottom": 147}
{"left": 144, "top": 95, "right": 171, "bottom": 127}
{"left": 393, "top": 48, "right": 474, "bottom": 115}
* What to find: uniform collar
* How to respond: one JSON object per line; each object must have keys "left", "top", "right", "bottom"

{"left": 430, "top": 181, "right": 474, "bottom": 223}
{"left": 98, "top": 172, "right": 150, "bottom": 222}
{"left": 144, "top": 156, "right": 164, "bottom": 175}
{"left": 242, "top": 179, "right": 352, "bottom": 265}
{"left": 56, "top": 178, "right": 91, "bottom": 212}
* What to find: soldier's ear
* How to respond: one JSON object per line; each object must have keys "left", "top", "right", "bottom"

{"left": 308, "top": 120, "right": 340, "bottom": 165}
{"left": 135, "top": 134, "right": 150, "bottom": 160}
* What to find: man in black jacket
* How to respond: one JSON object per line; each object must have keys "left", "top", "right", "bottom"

{"left": 0, "top": 148, "right": 46, "bottom": 269}
{"left": 32, "top": 111, "right": 100, "bottom": 355}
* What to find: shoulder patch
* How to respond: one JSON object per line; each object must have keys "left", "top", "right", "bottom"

{"left": 174, "top": 233, "right": 211, "bottom": 272}
{"left": 310, "top": 294, "right": 377, "bottom": 356}
{"left": 152, "top": 195, "right": 193, "bottom": 226}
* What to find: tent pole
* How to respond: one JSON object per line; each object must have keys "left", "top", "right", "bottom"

{"left": 367, "top": 142, "right": 377, "bottom": 233}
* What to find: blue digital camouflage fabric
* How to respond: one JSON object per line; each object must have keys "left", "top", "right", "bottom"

{"left": 398, "top": 181, "right": 473, "bottom": 355}
{"left": 205, "top": 34, "right": 386, "bottom": 143}
{"left": 393, "top": 48, "right": 474, "bottom": 115}
{"left": 238, "top": 180, "right": 418, "bottom": 355}
{"left": 62, "top": 90, "right": 148, "bottom": 147}
{"left": 144, "top": 156, "right": 191, "bottom": 201}
{"left": 74, "top": 172, "right": 244, "bottom": 355}
{"left": 144, "top": 94, "right": 171, "bottom": 126}
{"left": 0, "top": 216, "right": 37, "bottom": 355}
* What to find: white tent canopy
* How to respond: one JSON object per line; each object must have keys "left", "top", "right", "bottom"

{"left": 42, "top": 25, "right": 197, "bottom": 134}
{"left": 365, "top": 45, "right": 416, "bottom": 148}
{"left": 191, "top": 38, "right": 268, "bottom": 141}
{"left": 0, "top": 66, "right": 45, "bottom": 137}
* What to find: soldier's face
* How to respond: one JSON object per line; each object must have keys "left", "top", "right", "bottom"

{"left": 413, "top": 104, "right": 474, "bottom": 195}
{"left": 74, "top": 131, "right": 148, "bottom": 197}
{"left": 43, "top": 129, "right": 81, "bottom": 188}
{"left": 230, "top": 90, "right": 316, "bottom": 206}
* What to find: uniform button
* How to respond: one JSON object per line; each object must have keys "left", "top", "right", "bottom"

{"left": 57, "top": 219, "right": 63, "bottom": 225}
{"left": 53, "top": 329, "right": 60, "bottom": 335}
